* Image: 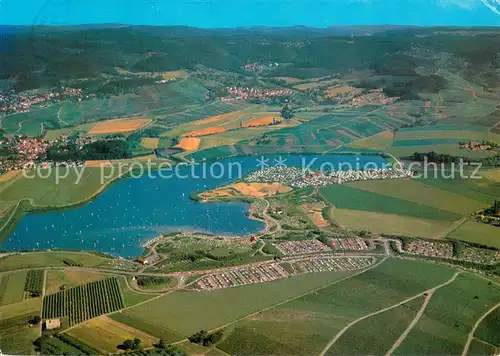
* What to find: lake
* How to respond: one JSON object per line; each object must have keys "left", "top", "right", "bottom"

{"left": 0, "top": 154, "right": 387, "bottom": 256}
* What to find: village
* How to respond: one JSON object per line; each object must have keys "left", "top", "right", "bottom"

{"left": 0, "top": 87, "right": 83, "bottom": 114}
{"left": 219, "top": 86, "right": 293, "bottom": 102}
{"left": 459, "top": 140, "right": 498, "bottom": 151}
{"left": 244, "top": 166, "right": 413, "bottom": 188}
{"left": 0, "top": 134, "right": 95, "bottom": 173}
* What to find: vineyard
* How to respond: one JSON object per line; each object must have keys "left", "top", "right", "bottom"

{"left": 42, "top": 277, "right": 125, "bottom": 326}
{"left": 24, "top": 270, "right": 44, "bottom": 297}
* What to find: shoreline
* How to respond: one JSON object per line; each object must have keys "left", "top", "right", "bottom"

{"left": 0, "top": 152, "right": 389, "bottom": 252}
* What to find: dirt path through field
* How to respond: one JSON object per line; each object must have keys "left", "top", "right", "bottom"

{"left": 461, "top": 302, "right": 500, "bottom": 356}
{"left": 319, "top": 271, "right": 461, "bottom": 356}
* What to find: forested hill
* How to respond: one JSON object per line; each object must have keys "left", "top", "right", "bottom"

{"left": 0, "top": 25, "right": 498, "bottom": 92}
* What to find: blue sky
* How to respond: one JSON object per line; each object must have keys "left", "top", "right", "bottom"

{"left": 1, "top": 0, "right": 499, "bottom": 27}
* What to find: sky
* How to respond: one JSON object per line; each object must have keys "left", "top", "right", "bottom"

{"left": 0, "top": 0, "right": 499, "bottom": 27}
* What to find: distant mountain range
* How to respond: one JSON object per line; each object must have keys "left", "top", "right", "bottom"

{"left": 1, "top": 24, "right": 498, "bottom": 37}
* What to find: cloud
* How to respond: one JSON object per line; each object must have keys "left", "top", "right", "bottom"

{"left": 480, "top": 0, "right": 500, "bottom": 14}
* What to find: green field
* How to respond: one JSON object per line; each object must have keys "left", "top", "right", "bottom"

{"left": 320, "top": 184, "right": 461, "bottom": 221}
{"left": 116, "top": 277, "right": 156, "bottom": 307}
{"left": 0, "top": 313, "right": 41, "bottom": 355}
{"left": 45, "top": 270, "right": 108, "bottom": 294}
{"left": 333, "top": 208, "right": 454, "bottom": 237}
{"left": 109, "top": 312, "right": 185, "bottom": 344}
{"left": 475, "top": 308, "right": 500, "bottom": 347}
{"left": 326, "top": 297, "right": 425, "bottom": 355}
{"left": 112, "top": 269, "right": 363, "bottom": 337}
{"left": 346, "top": 179, "right": 487, "bottom": 216}
{"left": 0, "top": 271, "right": 28, "bottom": 306}
{"left": 0, "top": 252, "right": 113, "bottom": 272}
{"left": 448, "top": 221, "right": 500, "bottom": 249}
{"left": 393, "top": 274, "right": 500, "bottom": 355}
{"left": 218, "top": 258, "right": 456, "bottom": 355}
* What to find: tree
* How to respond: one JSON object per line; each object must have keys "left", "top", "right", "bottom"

{"left": 281, "top": 104, "right": 294, "bottom": 119}
{"left": 133, "top": 338, "right": 142, "bottom": 350}
{"left": 29, "top": 315, "right": 41, "bottom": 324}
{"left": 157, "top": 339, "right": 166, "bottom": 349}
{"left": 121, "top": 339, "right": 134, "bottom": 350}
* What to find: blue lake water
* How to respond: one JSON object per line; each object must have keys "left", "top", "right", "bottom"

{"left": 0, "top": 154, "right": 386, "bottom": 257}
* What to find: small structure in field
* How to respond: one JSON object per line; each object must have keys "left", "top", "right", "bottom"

{"left": 45, "top": 318, "right": 61, "bottom": 330}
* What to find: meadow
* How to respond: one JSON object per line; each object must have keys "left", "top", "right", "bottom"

{"left": 0, "top": 252, "right": 112, "bottom": 272}
{"left": 320, "top": 184, "right": 460, "bottom": 222}
{"left": 0, "top": 312, "right": 40, "bottom": 355}
{"left": 346, "top": 179, "right": 487, "bottom": 216}
{"left": 448, "top": 221, "right": 500, "bottom": 249}
{"left": 0, "top": 270, "right": 28, "bottom": 306}
{"left": 45, "top": 270, "right": 108, "bottom": 294}
{"left": 332, "top": 209, "right": 454, "bottom": 237}
{"left": 393, "top": 274, "right": 500, "bottom": 355}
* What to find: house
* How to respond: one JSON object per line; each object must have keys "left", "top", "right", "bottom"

{"left": 45, "top": 318, "right": 61, "bottom": 330}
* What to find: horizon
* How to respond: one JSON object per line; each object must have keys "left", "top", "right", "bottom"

{"left": 1, "top": 0, "right": 499, "bottom": 28}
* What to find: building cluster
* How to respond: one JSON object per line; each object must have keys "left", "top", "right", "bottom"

{"left": 330, "top": 237, "right": 370, "bottom": 251}
{"left": 291, "top": 256, "right": 375, "bottom": 273}
{"left": 351, "top": 89, "right": 398, "bottom": 107}
{"left": 460, "top": 247, "right": 500, "bottom": 265}
{"left": 220, "top": 87, "right": 293, "bottom": 102}
{"left": 242, "top": 62, "right": 279, "bottom": 71}
{"left": 194, "top": 263, "right": 288, "bottom": 290}
{"left": 459, "top": 140, "right": 498, "bottom": 151}
{"left": 274, "top": 239, "right": 331, "bottom": 255}
{"left": 194, "top": 255, "right": 376, "bottom": 290}
{"left": 0, "top": 87, "right": 83, "bottom": 114}
{"left": 404, "top": 240, "right": 454, "bottom": 259}
{"left": 245, "top": 166, "right": 413, "bottom": 188}
{"left": 0, "top": 135, "right": 93, "bottom": 173}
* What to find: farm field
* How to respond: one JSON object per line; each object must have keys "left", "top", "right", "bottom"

{"left": 45, "top": 270, "right": 108, "bottom": 294}
{"left": 347, "top": 130, "right": 394, "bottom": 151}
{"left": 325, "top": 297, "right": 425, "bottom": 355}
{"left": 393, "top": 274, "right": 500, "bottom": 355}
{"left": 217, "top": 258, "right": 456, "bottom": 355}
{"left": 320, "top": 184, "right": 461, "bottom": 222}
{"left": 0, "top": 252, "right": 113, "bottom": 272}
{"left": 0, "top": 297, "right": 43, "bottom": 319}
{"left": 0, "top": 312, "right": 40, "bottom": 355}
{"left": 116, "top": 277, "right": 157, "bottom": 307}
{"left": 176, "top": 137, "right": 201, "bottom": 150}
{"left": 418, "top": 174, "right": 500, "bottom": 205}
{"left": 474, "top": 308, "right": 500, "bottom": 347}
{"left": 448, "top": 221, "right": 500, "bottom": 249}
{"left": 66, "top": 315, "right": 157, "bottom": 354}
{"left": 42, "top": 277, "right": 125, "bottom": 326}
{"left": 87, "top": 117, "right": 152, "bottom": 135}
{"left": 111, "top": 269, "right": 363, "bottom": 337}
{"left": 140, "top": 137, "right": 159, "bottom": 149}
{"left": 0, "top": 271, "right": 28, "bottom": 306}
{"left": 332, "top": 209, "right": 454, "bottom": 237}
{"left": 346, "top": 179, "right": 487, "bottom": 216}
{"left": 109, "top": 312, "right": 185, "bottom": 344}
